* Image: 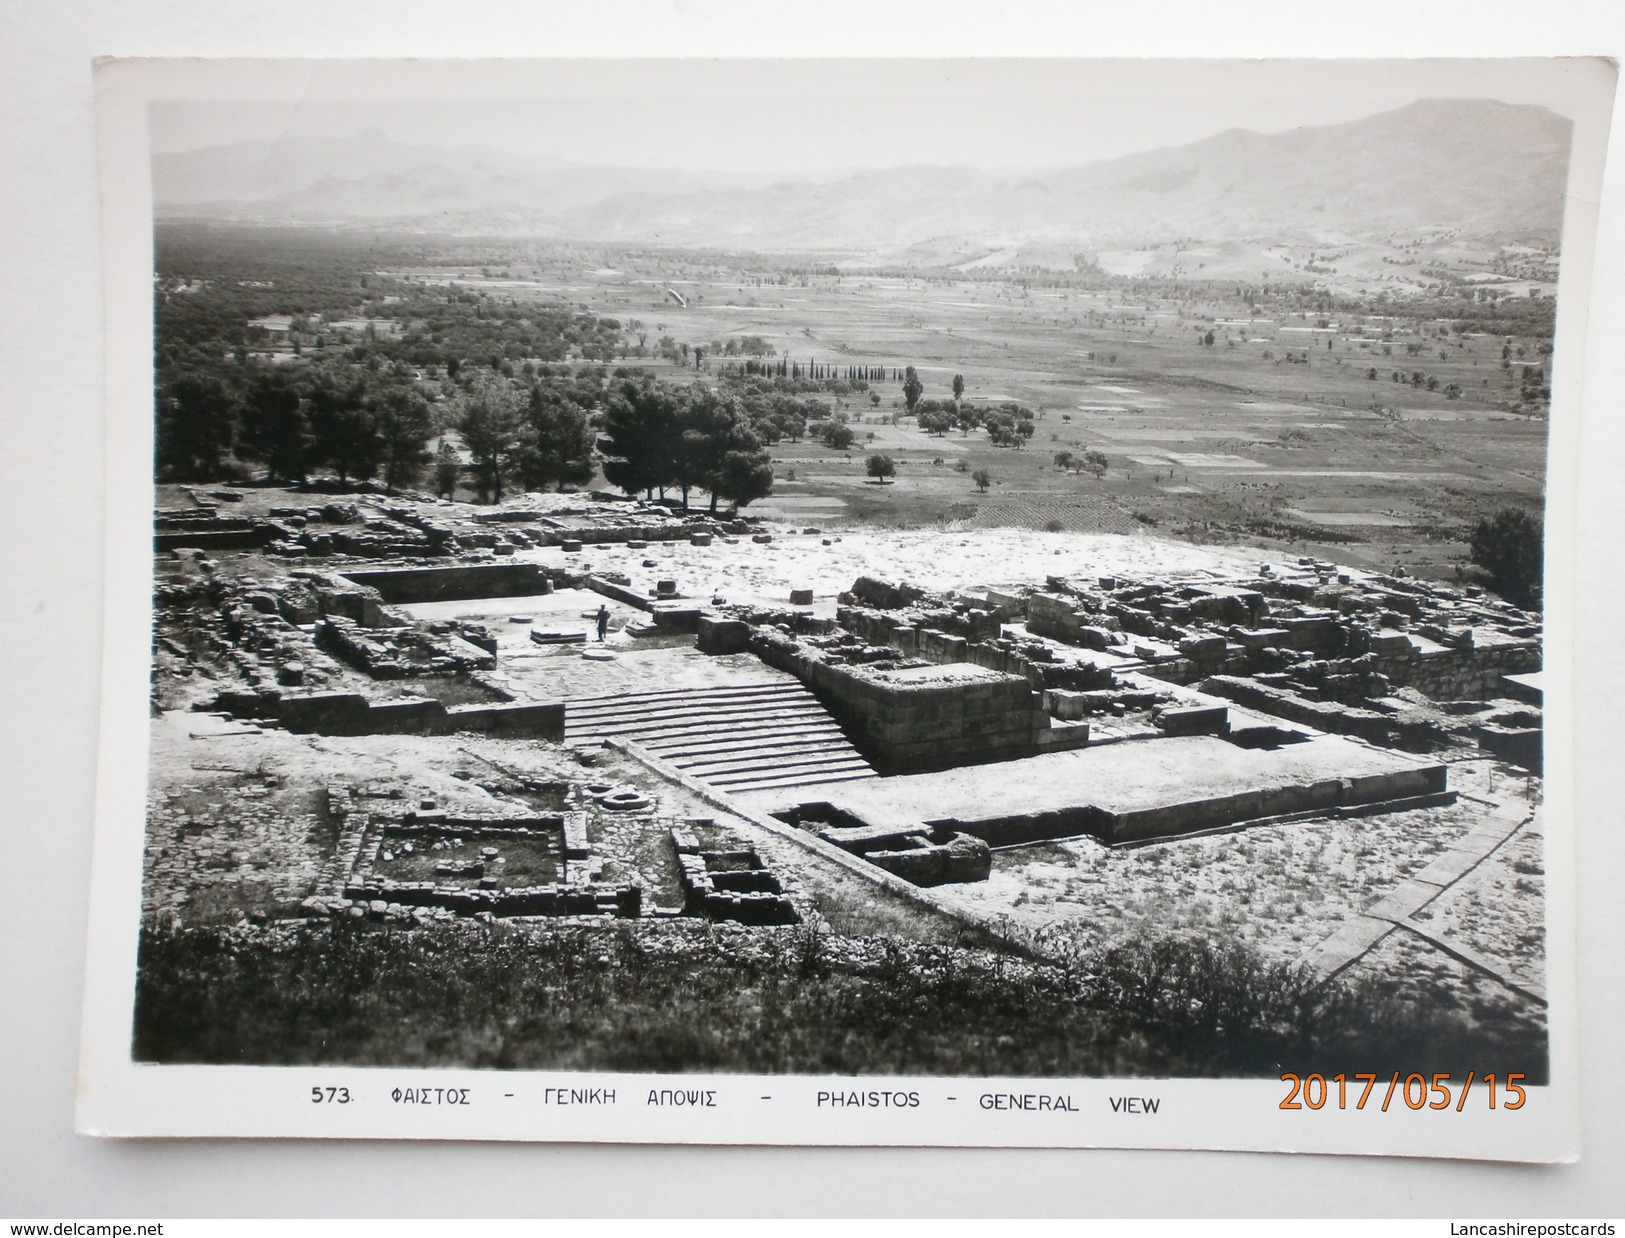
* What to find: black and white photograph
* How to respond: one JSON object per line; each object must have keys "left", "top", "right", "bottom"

{"left": 72, "top": 54, "right": 1614, "bottom": 1156}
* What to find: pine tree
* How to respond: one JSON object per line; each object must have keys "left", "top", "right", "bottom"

{"left": 369, "top": 386, "right": 434, "bottom": 495}
{"left": 157, "top": 372, "right": 239, "bottom": 482}
{"left": 306, "top": 374, "right": 378, "bottom": 484}
{"left": 600, "top": 377, "right": 684, "bottom": 500}
{"left": 455, "top": 374, "right": 524, "bottom": 503}
{"left": 238, "top": 371, "right": 311, "bottom": 483}
{"left": 520, "top": 385, "right": 596, "bottom": 492}
{"left": 1470, "top": 508, "right": 1543, "bottom": 609}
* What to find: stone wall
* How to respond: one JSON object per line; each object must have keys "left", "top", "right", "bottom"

{"left": 154, "top": 525, "right": 280, "bottom": 552}
{"left": 912, "top": 764, "right": 1448, "bottom": 847}
{"left": 332, "top": 878, "right": 639, "bottom": 918}
{"left": 1372, "top": 639, "right": 1542, "bottom": 701}
{"left": 1105, "top": 765, "right": 1448, "bottom": 843}
{"left": 548, "top": 522, "right": 729, "bottom": 546}
{"left": 836, "top": 600, "right": 1002, "bottom": 648}
{"left": 154, "top": 512, "right": 293, "bottom": 552}
{"left": 337, "top": 562, "right": 553, "bottom": 604}
{"left": 314, "top": 616, "right": 496, "bottom": 678}
{"left": 750, "top": 631, "right": 1048, "bottom": 772}
{"left": 834, "top": 597, "right": 1110, "bottom": 696}
{"left": 670, "top": 828, "right": 799, "bottom": 925}
{"left": 811, "top": 822, "right": 993, "bottom": 886}
{"left": 223, "top": 690, "right": 564, "bottom": 740}
{"left": 1200, "top": 675, "right": 1444, "bottom": 748}
{"left": 1476, "top": 725, "right": 1542, "bottom": 772}
{"left": 584, "top": 574, "right": 654, "bottom": 611}
{"left": 1025, "top": 592, "right": 1126, "bottom": 651}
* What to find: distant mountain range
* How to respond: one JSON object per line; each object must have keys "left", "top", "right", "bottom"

{"left": 154, "top": 99, "right": 1572, "bottom": 253}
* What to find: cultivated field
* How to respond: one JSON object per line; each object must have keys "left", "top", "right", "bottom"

{"left": 386, "top": 247, "right": 1550, "bottom": 584}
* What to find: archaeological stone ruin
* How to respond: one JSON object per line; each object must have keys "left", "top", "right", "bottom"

{"left": 145, "top": 484, "right": 1543, "bottom": 1010}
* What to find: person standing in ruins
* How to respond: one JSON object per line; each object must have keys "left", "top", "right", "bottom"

{"left": 595, "top": 604, "right": 610, "bottom": 642}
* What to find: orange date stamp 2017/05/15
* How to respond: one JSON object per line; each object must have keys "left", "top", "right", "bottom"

{"left": 1280, "top": 1073, "right": 1529, "bottom": 1112}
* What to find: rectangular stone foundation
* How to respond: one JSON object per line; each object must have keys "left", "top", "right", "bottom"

{"left": 743, "top": 734, "right": 1447, "bottom": 846}
{"left": 751, "top": 636, "right": 1047, "bottom": 773}
{"left": 338, "top": 562, "right": 552, "bottom": 603}
{"left": 239, "top": 691, "right": 564, "bottom": 740}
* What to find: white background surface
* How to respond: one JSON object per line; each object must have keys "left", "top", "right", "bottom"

{"left": 3, "top": 0, "right": 1623, "bottom": 1218}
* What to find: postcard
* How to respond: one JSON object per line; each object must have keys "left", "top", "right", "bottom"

{"left": 76, "top": 56, "right": 1615, "bottom": 1158}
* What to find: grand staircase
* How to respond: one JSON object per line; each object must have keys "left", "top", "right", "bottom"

{"left": 563, "top": 680, "right": 877, "bottom": 795}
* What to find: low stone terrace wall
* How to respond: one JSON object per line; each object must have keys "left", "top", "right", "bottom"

{"left": 213, "top": 690, "right": 564, "bottom": 740}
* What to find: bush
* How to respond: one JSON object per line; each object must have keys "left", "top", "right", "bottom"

{"left": 132, "top": 921, "right": 1547, "bottom": 1081}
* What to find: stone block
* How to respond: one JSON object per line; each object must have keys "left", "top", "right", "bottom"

{"left": 1370, "top": 631, "right": 1415, "bottom": 656}
{"left": 1078, "top": 625, "right": 1117, "bottom": 651}
{"left": 443, "top": 701, "right": 566, "bottom": 740}
{"left": 1156, "top": 703, "right": 1229, "bottom": 737}
{"left": 1178, "top": 634, "right": 1228, "bottom": 659}
{"left": 1048, "top": 689, "right": 1089, "bottom": 721}
{"left": 866, "top": 832, "right": 991, "bottom": 886}
{"left": 651, "top": 602, "right": 702, "bottom": 633}
{"left": 790, "top": 588, "right": 814, "bottom": 606}
{"left": 697, "top": 614, "right": 751, "bottom": 655}
{"left": 1232, "top": 627, "right": 1291, "bottom": 650}
{"left": 531, "top": 630, "right": 588, "bottom": 645}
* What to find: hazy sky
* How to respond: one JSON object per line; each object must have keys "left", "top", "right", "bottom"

{"left": 147, "top": 58, "right": 1595, "bottom": 172}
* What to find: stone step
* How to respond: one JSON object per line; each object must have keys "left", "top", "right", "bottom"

{"left": 716, "top": 765, "right": 879, "bottom": 793}
{"left": 651, "top": 729, "right": 850, "bottom": 760}
{"left": 679, "top": 749, "right": 877, "bottom": 780}
{"left": 565, "top": 687, "right": 821, "bottom": 714}
{"left": 568, "top": 722, "right": 837, "bottom": 753}
{"left": 565, "top": 681, "right": 818, "bottom": 721}
{"left": 567, "top": 678, "right": 799, "bottom": 702}
{"left": 568, "top": 708, "right": 825, "bottom": 737}
{"left": 565, "top": 705, "right": 834, "bottom": 744}
{"left": 564, "top": 681, "right": 804, "bottom": 711}
{"left": 563, "top": 677, "right": 875, "bottom": 791}
{"left": 710, "top": 763, "right": 877, "bottom": 790}
{"left": 632, "top": 711, "right": 838, "bottom": 740}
